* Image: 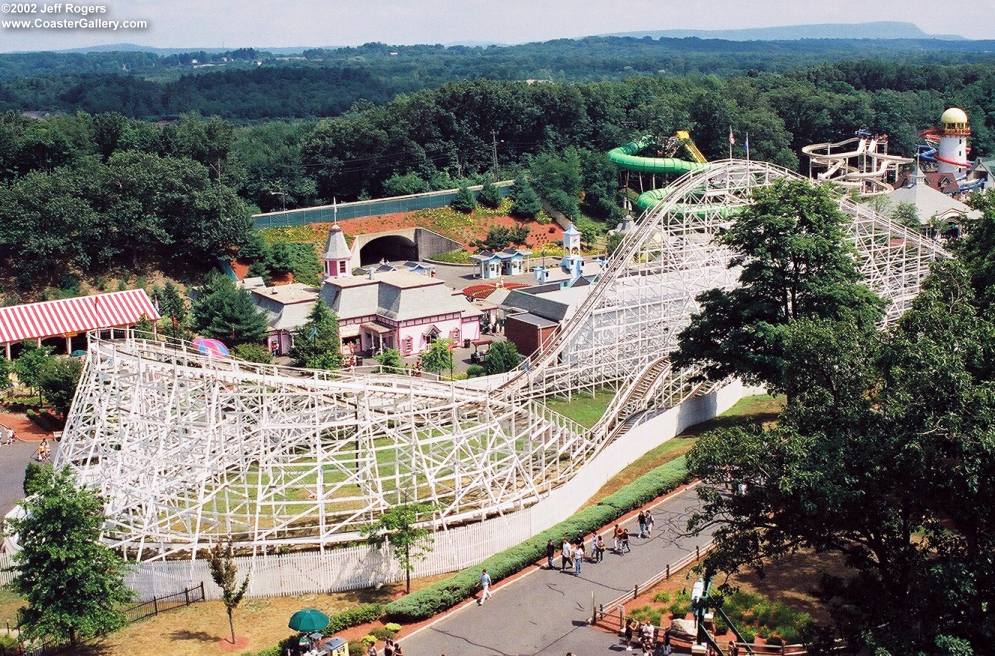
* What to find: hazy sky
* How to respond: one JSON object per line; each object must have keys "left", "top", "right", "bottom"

{"left": 3, "top": 0, "right": 995, "bottom": 52}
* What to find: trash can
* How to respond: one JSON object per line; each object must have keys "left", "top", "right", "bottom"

{"left": 323, "top": 637, "right": 348, "bottom": 656}
{"left": 463, "top": 338, "right": 471, "bottom": 348}
{"left": 355, "top": 356, "right": 364, "bottom": 366}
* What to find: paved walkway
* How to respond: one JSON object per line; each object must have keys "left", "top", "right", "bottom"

{"left": 401, "top": 486, "right": 714, "bottom": 656}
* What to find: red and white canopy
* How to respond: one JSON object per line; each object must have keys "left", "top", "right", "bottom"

{"left": 0, "top": 289, "right": 160, "bottom": 345}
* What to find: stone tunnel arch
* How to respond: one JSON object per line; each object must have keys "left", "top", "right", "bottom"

{"left": 359, "top": 234, "right": 418, "bottom": 265}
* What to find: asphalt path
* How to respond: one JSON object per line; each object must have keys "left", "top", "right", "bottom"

{"left": 401, "top": 486, "right": 714, "bottom": 656}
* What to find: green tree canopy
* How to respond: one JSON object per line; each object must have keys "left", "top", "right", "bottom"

{"left": 671, "top": 179, "right": 883, "bottom": 395}
{"left": 9, "top": 467, "right": 133, "bottom": 646}
{"left": 420, "top": 339, "right": 453, "bottom": 376}
{"left": 36, "top": 356, "right": 83, "bottom": 415}
{"left": 191, "top": 272, "right": 268, "bottom": 346}
{"left": 686, "top": 260, "right": 995, "bottom": 653}
{"left": 14, "top": 343, "right": 53, "bottom": 395}
{"left": 890, "top": 200, "right": 920, "bottom": 229}
{"left": 484, "top": 340, "right": 521, "bottom": 375}
{"left": 362, "top": 502, "right": 434, "bottom": 594}
{"left": 509, "top": 173, "right": 541, "bottom": 219}
{"left": 450, "top": 185, "right": 476, "bottom": 213}
{"left": 478, "top": 179, "right": 502, "bottom": 209}
{"left": 960, "top": 189, "right": 995, "bottom": 310}
{"left": 290, "top": 301, "right": 342, "bottom": 369}
{"left": 374, "top": 347, "right": 404, "bottom": 374}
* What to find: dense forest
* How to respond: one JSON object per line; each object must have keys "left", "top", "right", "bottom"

{"left": 3, "top": 37, "right": 995, "bottom": 119}
{"left": 1, "top": 57, "right": 994, "bottom": 298}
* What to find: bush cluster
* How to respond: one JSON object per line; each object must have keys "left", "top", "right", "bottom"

{"left": 322, "top": 603, "right": 385, "bottom": 635}
{"left": 716, "top": 589, "right": 812, "bottom": 644}
{"left": 383, "top": 457, "right": 689, "bottom": 622}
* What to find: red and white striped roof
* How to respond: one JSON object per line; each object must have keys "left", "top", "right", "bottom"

{"left": 0, "top": 289, "right": 160, "bottom": 345}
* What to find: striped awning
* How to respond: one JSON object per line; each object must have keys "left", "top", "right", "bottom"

{"left": 0, "top": 289, "right": 160, "bottom": 345}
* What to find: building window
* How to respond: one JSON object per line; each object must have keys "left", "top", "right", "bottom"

{"left": 402, "top": 336, "right": 413, "bottom": 354}
{"left": 339, "top": 261, "right": 347, "bottom": 273}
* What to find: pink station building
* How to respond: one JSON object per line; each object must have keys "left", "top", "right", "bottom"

{"left": 248, "top": 224, "right": 481, "bottom": 357}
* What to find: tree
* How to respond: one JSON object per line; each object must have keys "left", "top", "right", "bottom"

{"left": 529, "top": 150, "right": 582, "bottom": 218}
{"left": 133, "top": 314, "right": 155, "bottom": 338}
{"left": 420, "top": 339, "right": 454, "bottom": 377}
{"left": 478, "top": 179, "right": 502, "bottom": 209}
{"left": 890, "top": 201, "right": 920, "bottom": 229}
{"left": 8, "top": 467, "right": 132, "bottom": 647}
{"left": 509, "top": 173, "right": 541, "bottom": 219}
{"left": 13, "top": 343, "right": 53, "bottom": 396}
{"left": 290, "top": 302, "right": 341, "bottom": 369}
{"left": 686, "top": 260, "right": 995, "bottom": 653}
{"left": 382, "top": 172, "right": 429, "bottom": 197}
{"left": 36, "top": 357, "right": 83, "bottom": 415}
{"left": 0, "top": 357, "right": 12, "bottom": 398}
{"left": 606, "top": 231, "right": 625, "bottom": 256}
{"left": 959, "top": 189, "right": 995, "bottom": 309}
{"left": 361, "top": 502, "right": 434, "bottom": 594}
{"left": 266, "top": 242, "right": 294, "bottom": 275}
{"left": 207, "top": 537, "right": 250, "bottom": 645}
{"left": 22, "top": 461, "right": 51, "bottom": 496}
{"left": 450, "top": 185, "right": 476, "bottom": 213}
{"left": 374, "top": 348, "right": 403, "bottom": 374}
{"left": 484, "top": 340, "right": 521, "bottom": 375}
{"left": 232, "top": 343, "right": 273, "bottom": 364}
{"left": 155, "top": 281, "right": 189, "bottom": 337}
{"left": 671, "top": 179, "right": 884, "bottom": 396}
{"left": 191, "top": 272, "right": 268, "bottom": 346}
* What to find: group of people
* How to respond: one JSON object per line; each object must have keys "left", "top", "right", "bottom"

{"left": 33, "top": 437, "right": 51, "bottom": 462}
{"left": 368, "top": 637, "right": 403, "bottom": 656}
{"left": 539, "top": 510, "right": 659, "bottom": 578}
{"left": 623, "top": 619, "right": 673, "bottom": 655}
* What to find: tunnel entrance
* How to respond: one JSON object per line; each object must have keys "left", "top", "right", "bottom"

{"left": 359, "top": 234, "right": 418, "bottom": 266}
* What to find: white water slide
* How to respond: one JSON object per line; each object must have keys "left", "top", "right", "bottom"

{"left": 803, "top": 134, "right": 913, "bottom": 196}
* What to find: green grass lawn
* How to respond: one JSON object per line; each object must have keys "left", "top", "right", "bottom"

{"left": 0, "top": 589, "right": 23, "bottom": 628}
{"left": 543, "top": 388, "right": 618, "bottom": 428}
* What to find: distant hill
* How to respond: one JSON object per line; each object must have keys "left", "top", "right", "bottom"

{"left": 56, "top": 43, "right": 312, "bottom": 55}
{"left": 606, "top": 21, "right": 964, "bottom": 41}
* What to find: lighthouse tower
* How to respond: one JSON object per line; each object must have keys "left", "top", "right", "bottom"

{"left": 937, "top": 107, "right": 970, "bottom": 175}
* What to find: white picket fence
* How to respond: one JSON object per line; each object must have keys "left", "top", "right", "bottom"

{"left": 0, "top": 552, "right": 16, "bottom": 588}
{"left": 11, "top": 381, "right": 754, "bottom": 603}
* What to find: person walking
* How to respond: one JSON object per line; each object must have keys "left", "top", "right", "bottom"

{"left": 384, "top": 638, "right": 395, "bottom": 656}
{"left": 621, "top": 527, "right": 631, "bottom": 553}
{"left": 645, "top": 510, "right": 655, "bottom": 537}
{"left": 613, "top": 524, "right": 623, "bottom": 553}
{"left": 478, "top": 568, "right": 493, "bottom": 605}
{"left": 594, "top": 534, "right": 605, "bottom": 562}
{"left": 637, "top": 510, "right": 647, "bottom": 538}
{"left": 573, "top": 545, "right": 582, "bottom": 576}
{"left": 367, "top": 642, "right": 378, "bottom": 656}
{"left": 623, "top": 618, "right": 634, "bottom": 652}
{"left": 561, "top": 538, "right": 572, "bottom": 571}
{"left": 546, "top": 539, "right": 556, "bottom": 569}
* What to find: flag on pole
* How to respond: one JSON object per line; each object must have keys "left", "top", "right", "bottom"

{"left": 728, "top": 127, "right": 735, "bottom": 146}
{"left": 744, "top": 133, "right": 750, "bottom": 161}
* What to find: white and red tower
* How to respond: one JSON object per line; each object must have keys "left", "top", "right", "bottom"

{"left": 323, "top": 223, "right": 352, "bottom": 278}
{"left": 937, "top": 107, "right": 971, "bottom": 175}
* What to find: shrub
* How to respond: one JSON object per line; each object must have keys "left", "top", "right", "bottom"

{"left": 668, "top": 590, "right": 692, "bottom": 618}
{"left": 466, "top": 364, "right": 486, "bottom": 378}
{"left": 739, "top": 626, "right": 757, "bottom": 643}
{"left": 651, "top": 591, "right": 670, "bottom": 603}
{"left": 361, "top": 635, "right": 377, "bottom": 645}
{"left": 383, "top": 622, "right": 401, "bottom": 632}
{"left": 322, "top": 603, "right": 385, "bottom": 635}
{"left": 232, "top": 343, "right": 274, "bottom": 364}
{"left": 478, "top": 180, "right": 502, "bottom": 209}
{"left": 348, "top": 642, "right": 365, "bottom": 656}
{"left": 23, "top": 461, "right": 52, "bottom": 495}
{"left": 384, "top": 457, "right": 688, "bottom": 622}
{"left": 450, "top": 186, "right": 476, "bottom": 213}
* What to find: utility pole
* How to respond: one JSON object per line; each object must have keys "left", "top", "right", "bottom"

{"left": 490, "top": 130, "right": 500, "bottom": 179}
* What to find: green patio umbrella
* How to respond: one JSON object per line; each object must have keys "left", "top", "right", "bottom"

{"left": 289, "top": 608, "right": 330, "bottom": 633}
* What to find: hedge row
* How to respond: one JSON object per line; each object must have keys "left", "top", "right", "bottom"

{"left": 383, "top": 456, "right": 690, "bottom": 622}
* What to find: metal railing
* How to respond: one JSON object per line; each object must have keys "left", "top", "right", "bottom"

{"left": 124, "top": 583, "right": 205, "bottom": 623}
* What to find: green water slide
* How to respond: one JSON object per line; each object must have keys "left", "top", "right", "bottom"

{"left": 608, "top": 135, "right": 709, "bottom": 212}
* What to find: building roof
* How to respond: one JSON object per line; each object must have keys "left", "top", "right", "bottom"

{"left": 249, "top": 283, "right": 320, "bottom": 332}
{"left": 320, "top": 271, "right": 481, "bottom": 322}
{"left": 471, "top": 247, "right": 531, "bottom": 262}
{"left": 886, "top": 183, "right": 981, "bottom": 223}
{"left": 0, "top": 289, "right": 160, "bottom": 345}
{"left": 507, "top": 312, "right": 558, "bottom": 329}
{"left": 503, "top": 284, "right": 593, "bottom": 323}
{"left": 323, "top": 224, "right": 352, "bottom": 260}
{"left": 563, "top": 222, "right": 580, "bottom": 236}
